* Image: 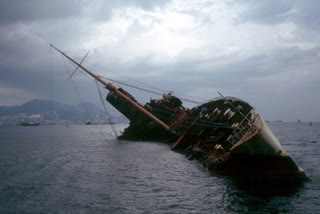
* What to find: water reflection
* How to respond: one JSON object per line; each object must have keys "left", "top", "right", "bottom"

{"left": 230, "top": 176, "right": 306, "bottom": 196}
{"left": 0, "top": 124, "right": 318, "bottom": 213}
{"left": 219, "top": 174, "right": 309, "bottom": 213}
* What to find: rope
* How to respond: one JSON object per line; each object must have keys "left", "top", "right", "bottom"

{"left": 50, "top": 46, "right": 53, "bottom": 122}
{"left": 99, "top": 76, "right": 201, "bottom": 104}
{"left": 95, "top": 79, "right": 119, "bottom": 139}
{"left": 61, "top": 53, "right": 111, "bottom": 143}
{"left": 70, "top": 54, "right": 207, "bottom": 103}
{"left": 58, "top": 51, "right": 233, "bottom": 132}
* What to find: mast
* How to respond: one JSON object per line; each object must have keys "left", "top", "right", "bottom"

{"left": 50, "top": 44, "right": 177, "bottom": 135}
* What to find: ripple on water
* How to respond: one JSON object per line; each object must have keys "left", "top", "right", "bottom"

{"left": 0, "top": 124, "right": 319, "bottom": 213}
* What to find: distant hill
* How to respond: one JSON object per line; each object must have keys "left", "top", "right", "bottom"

{"left": 0, "top": 99, "right": 107, "bottom": 124}
{"left": 0, "top": 99, "right": 129, "bottom": 125}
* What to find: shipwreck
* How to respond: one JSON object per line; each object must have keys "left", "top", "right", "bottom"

{"left": 51, "top": 45, "right": 306, "bottom": 179}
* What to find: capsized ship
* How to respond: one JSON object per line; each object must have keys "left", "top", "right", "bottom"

{"left": 51, "top": 45, "right": 306, "bottom": 179}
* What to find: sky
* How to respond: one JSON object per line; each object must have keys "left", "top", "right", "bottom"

{"left": 0, "top": 0, "right": 319, "bottom": 122}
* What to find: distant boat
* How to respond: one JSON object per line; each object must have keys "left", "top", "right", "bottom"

{"left": 297, "top": 120, "right": 301, "bottom": 123}
{"left": 310, "top": 122, "right": 312, "bottom": 126}
{"left": 85, "top": 121, "right": 111, "bottom": 125}
{"left": 18, "top": 121, "right": 40, "bottom": 126}
{"left": 102, "top": 121, "right": 115, "bottom": 124}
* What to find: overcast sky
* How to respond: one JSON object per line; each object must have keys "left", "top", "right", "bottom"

{"left": 0, "top": 0, "right": 319, "bottom": 121}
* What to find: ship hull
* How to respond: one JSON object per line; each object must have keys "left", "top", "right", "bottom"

{"left": 207, "top": 154, "right": 305, "bottom": 177}
{"left": 106, "top": 89, "right": 306, "bottom": 179}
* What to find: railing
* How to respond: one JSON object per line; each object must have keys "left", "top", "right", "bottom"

{"left": 226, "top": 110, "right": 259, "bottom": 146}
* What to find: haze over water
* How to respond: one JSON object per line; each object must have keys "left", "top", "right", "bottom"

{"left": 0, "top": 123, "right": 319, "bottom": 213}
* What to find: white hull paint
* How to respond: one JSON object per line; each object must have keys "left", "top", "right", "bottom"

{"left": 231, "top": 110, "right": 287, "bottom": 157}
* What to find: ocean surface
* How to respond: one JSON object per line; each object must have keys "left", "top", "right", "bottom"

{"left": 0, "top": 122, "right": 319, "bottom": 213}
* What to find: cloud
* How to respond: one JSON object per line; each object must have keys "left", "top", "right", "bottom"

{"left": 0, "top": 0, "right": 170, "bottom": 24}
{"left": 0, "top": 0, "right": 319, "bottom": 121}
{"left": 237, "top": 0, "right": 292, "bottom": 24}
{"left": 0, "top": 0, "right": 83, "bottom": 23}
{"left": 238, "top": 0, "right": 320, "bottom": 30}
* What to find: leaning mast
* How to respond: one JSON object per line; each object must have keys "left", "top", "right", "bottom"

{"left": 50, "top": 44, "right": 177, "bottom": 135}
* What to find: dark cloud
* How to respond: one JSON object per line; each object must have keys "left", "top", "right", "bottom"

{"left": 128, "top": 46, "right": 320, "bottom": 121}
{"left": 238, "top": 0, "right": 320, "bottom": 29}
{"left": 238, "top": 0, "right": 292, "bottom": 24}
{"left": 105, "top": 0, "right": 170, "bottom": 10}
{"left": 292, "top": 0, "right": 320, "bottom": 29}
{"left": 0, "top": 0, "right": 84, "bottom": 23}
{"left": 0, "top": 0, "right": 170, "bottom": 24}
{"left": 109, "top": 45, "right": 320, "bottom": 96}
{"left": 85, "top": 0, "right": 171, "bottom": 21}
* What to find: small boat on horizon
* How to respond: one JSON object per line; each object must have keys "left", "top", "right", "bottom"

{"left": 17, "top": 121, "right": 40, "bottom": 126}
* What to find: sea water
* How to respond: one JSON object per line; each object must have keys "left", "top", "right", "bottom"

{"left": 0, "top": 123, "right": 319, "bottom": 213}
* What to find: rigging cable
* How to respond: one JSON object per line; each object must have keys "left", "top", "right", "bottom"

{"left": 95, "top": 79, "right": 119, "bottom": 139}
{"left": 59, "top": 51, "right": 235, "bottom": 131}
{"left": 50, "top": 46, "right": 53, "bottom": 123}
{"left": 61, "top": 53, "right": 111, "bottom": 142}
{"left": 70, "top": 54, "right": 207, "bottom": 103}
{"left": 98, "top": 76, "right": 201, "bottom": 104}
{"left": 61, "top": 53, "right": 232, "bottom": 130}
{"left": 57, "top": 51, "right": 232, "bottom": 137}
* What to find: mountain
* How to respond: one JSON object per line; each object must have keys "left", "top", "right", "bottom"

{"left": 0, "top": 99, "right": 107, "bottom": 124}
